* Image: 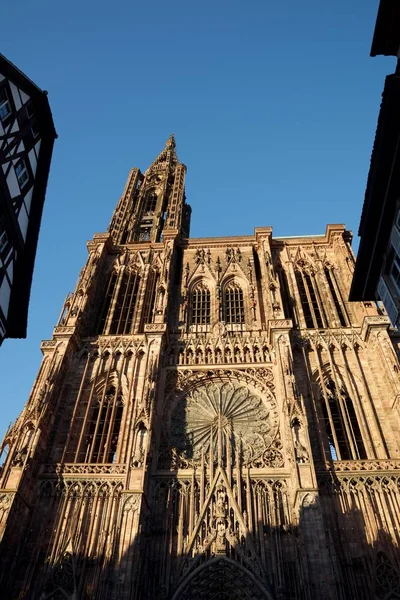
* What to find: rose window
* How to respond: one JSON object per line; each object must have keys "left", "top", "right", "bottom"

{"left": 169, "top": 379, "right": 278, "bottom": 464}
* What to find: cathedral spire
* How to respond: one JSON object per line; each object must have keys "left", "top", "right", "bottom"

{"left": 145, "top": 133, "right": 178, "bottom": 175}
{"left": 109, "top": 135, "right": 191, "bottom": 244}
{"left": 166, "top": 132, "right": 176, "bottom": 148}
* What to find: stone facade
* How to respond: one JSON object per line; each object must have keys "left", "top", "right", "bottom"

{"left": 1, "top": 136, "right": 400, "bottom": 599}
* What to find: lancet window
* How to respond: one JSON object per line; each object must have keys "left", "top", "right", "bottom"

{"left": 324, "top": 266, "right": 348, "bottom": 327}
{"left": 190, "top": 282, "right": 211, "bottom": 326}
{"left": 295, "top": 267, "right": 324, "bottom": 329}
{"left": 97, "top": 271, "right": 118, "bottom": 334}
{"left": 77, "top": 385, "right": 124, "bottom": 463}
{"left": 223, "top": 282, "right": 245, "bottom": 324}
{"left": 144, "top": 192, "right": 157, "bottom": 215}
{"left": 140, "top": 267, "right": 159, "bottom": 328}
{"left": 320, "top": 379, "right": 366, "bottom": 460}
{"left": 97, "top": 269, "right": 141, "bottom": 335}
{"left": 277, "top": 268, "right": 295, "bottom": 321}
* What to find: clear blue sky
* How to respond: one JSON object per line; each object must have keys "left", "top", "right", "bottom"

{"left": 0, "top": 0, "right": 395, "bottom": 439}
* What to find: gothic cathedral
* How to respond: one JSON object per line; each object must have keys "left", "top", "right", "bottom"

{"left": 1, "top": 136, "right": 400, "bottom": 600}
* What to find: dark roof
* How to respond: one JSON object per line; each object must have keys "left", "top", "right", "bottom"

{"left": 371, "top": 0, "right": 400, "bottom": 57}
{"left": 0, "top": 54, "right": 57, "bottom": 339}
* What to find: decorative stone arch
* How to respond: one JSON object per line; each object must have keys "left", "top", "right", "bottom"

{"left": 73, "top": 287, "right": 85, "bottom": 313}
{"left": 0, "top": 442, "right": 10, "bottom": 471}
{"left": 58, "top": 300, "right": 71, "bottom": 325}
{"left": 188, "top": 273, "right": 216, "bottom": 293}
{"left": 171, "top": 556, "right": 275, "bottom": 600}
{"left": 375, "top": 550, "right": 400, "bottom": 600}
{"left": 131, "top": 420, "right": 148, "bottom": 468}
{"left": 293, "top": 259, "right": 326, "bottom": 329}
{"left": 73, "top": 371, "right": 128, "bottom": 464}
{"left": 310, "top": 362, "right": 370, "bottom": 461}
{"left": 91, "top": 370, "right": 130, "bottom": 400}
{"left": 67, "top": 481, "right": 83, "bottom": 498}
{"left": 83, "top": 481, "right": 98, "bottom": 497}
{"left": 220, "top": 273, "right": 251, "bottom": 327}
{"left": 143, "top": 188, "right": 158, "bottom": 215}
{"left": 188, "top": 275, "right": 216, "bottom": 329}
{"left": 42, "top": 587, "right": 71, "bottom": 600}
{"left": 294, "top": 257, "right": 314, "bottom": 274}
{"left": 162, "top": 370, "right": 279, "bottom": 467}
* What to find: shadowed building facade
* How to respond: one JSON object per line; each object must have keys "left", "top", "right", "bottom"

{"left": 350, "top": 0, "right": 400, "bottom": 326}
{"left": 2, "top": 137, "right": 400, "bottom": 599}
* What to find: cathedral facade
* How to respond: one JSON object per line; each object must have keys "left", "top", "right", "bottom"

{"left": 1, "top": 137, "right": 400, "bottom": 599}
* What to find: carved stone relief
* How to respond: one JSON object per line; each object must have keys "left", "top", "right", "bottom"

{"left": 164, "top": 374, "right": 279, "bottom": 468}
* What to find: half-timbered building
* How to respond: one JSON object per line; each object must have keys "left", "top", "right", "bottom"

{"left": 0, "top": 54, "right": 56, "bottom": 344}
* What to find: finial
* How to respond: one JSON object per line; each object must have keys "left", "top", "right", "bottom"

{"left": 165, "top": 133, "right": 176, "bottom": 149}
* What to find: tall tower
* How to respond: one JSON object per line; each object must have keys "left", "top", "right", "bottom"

{"left": 2, "top": 137, "right": 400, "bottom": 600}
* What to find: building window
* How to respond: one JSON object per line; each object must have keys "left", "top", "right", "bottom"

{"left": 224, "top": 282, "right": 245, "bottom": 324}
{"left": 0, "top": 88, "right": 12, "bottom": 122}
{"left": 15, "top": 160, "right": 29, "bottom": 189}
{"left": 320, "top": 379, "right": 366, "bottom": 461}
{"left": 110, "top": 270, "right": 141, "bottom": 335}
{"left": 190, "top": 282, "right": 211, "bottom": 325}
{"left": 79, "top": 386, "right": 124, "bottom": 463}
{"left": 141, "top": 267, "right": 159, "bottom": 328}
{"left": 295, "top": 271, "right": 313, "bottom": 327}
{"left": 277, "top": 268, "right": 295, "bottom": 322}
{"left": 97, "top": 269, "right": 141, "bottom": 335}
{"left": 97, "top": 271, "right": 118, "bottom": 334}
{"left": 139, "top": 227, "right": 151, "bottom": 241}
{"left": 390, "top": 253, "right": 400, "bottom": 295}
{"left": 378, "top": 277, "right": 398, "bottom": 327}
{"left": 295, "top": 268, "right": 324, "bottom": 329}
{"left": 324, "top": 267, "right": 348, "bottom": 327}
{"left": 144, "top": 192, "right": 157, "bottom": 215}
{"left": 395, "top": 209, "right": 400, "bottom": 232}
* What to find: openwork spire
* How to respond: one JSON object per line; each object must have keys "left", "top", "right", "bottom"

{"left": 145, "top": 133, "right": 178, "bottom": 174}
{"left": 109, "top": 134, "right": 190, "bottom": 243}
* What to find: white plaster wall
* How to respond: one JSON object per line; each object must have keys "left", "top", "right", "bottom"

{"left": 9, "top": 82, "right": 22, "bottom": 111}
{"left": 18, "top": 207, "right": 29, "bottom": 241}
{"left": 28, "top": 148, "right": 37, "bottom": 177}
{"left": 6, "top": 168, "right": 19, "bottom": 199}
{"left": 19, "top": 89, "right": 30, "bottom": 105}
{"left": 0, "top": 276, "right": 11, "bottom": 319}
{"left": 24, "top": 187, "right": 33, "bottom": 215}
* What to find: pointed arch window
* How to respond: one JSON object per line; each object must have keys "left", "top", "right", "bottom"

{"left": 97, "top": 269, "right": 141, "bottom": 335}
{"left": 97, "top": 271, "right": 118, "bottom": 334}
{"left": 141, "top": 267, "right": 159, "bottom": 329}
{"left": 277, "top": 267, "right": 295, "bottom": 321}
{"left": 324, "top": 266, "right": 348, "bottom": 327}
{"left": 78, "top": 385, "right": 124, "bottom": 463}
{"left": 224, "top": 282, "right": 245, "bottom": 324}
{"left": 190, "top": 282, "right": 211, "bottom": 325}
{"left": 295, "top": 268, "right": 325, "bottom": 329}
{"left": 144, "top": 192, "right": 157, "bottom": 215}
{"left": 320, "top": 379, "right": 366, "bottom": 460}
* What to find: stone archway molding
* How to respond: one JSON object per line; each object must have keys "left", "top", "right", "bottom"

{"left": 171, "top": 555, "right": 275, "bottom": 600}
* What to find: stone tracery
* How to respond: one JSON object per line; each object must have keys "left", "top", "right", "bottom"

{"left": 169, "top": 378, "right": 279, "bottom": 465}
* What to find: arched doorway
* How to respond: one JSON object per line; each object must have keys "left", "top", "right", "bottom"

{"left": 172, "top": 556, "right": 274, "bottom": 600}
